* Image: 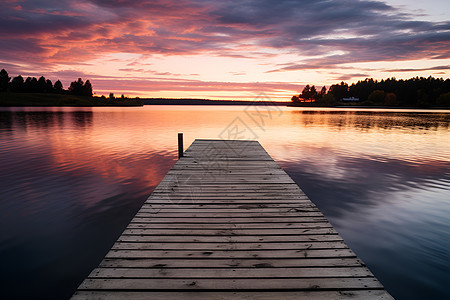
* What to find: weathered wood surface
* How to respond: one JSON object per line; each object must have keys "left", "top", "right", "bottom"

{"left": 72, "top": 139, "right": 393, "bottom": 300}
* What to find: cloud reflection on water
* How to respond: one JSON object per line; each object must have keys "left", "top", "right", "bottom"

{"left": 0, "top": 106, "right": 449, "bottom": 300}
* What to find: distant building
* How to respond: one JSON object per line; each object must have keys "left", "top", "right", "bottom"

{"left": 342, "top": 97, "right": 360, "bottom": 102}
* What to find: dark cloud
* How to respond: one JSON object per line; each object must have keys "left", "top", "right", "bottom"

{"left": 0, "top": 1, "right": 94, "bottom": 36}
{"left": 0, "top": 0, "right": 448, "bottom": 73}
{"left": 0, "top": 62, "right": 26, "bottom": 75}
{"left": 207, "top": 0, "right": 450, "bottom": 68}
{"left": 383, "top": 65, "right": 450, "bottom": 72}
{"left": 331, "top": 73, "right": 371, "bottom": 81}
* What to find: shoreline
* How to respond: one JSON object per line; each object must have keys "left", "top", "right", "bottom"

{"left": 141, "top": 98, "right": 290, "bottom": 106}
{"left": 288, "top": 104, "right": 450, "bottom": 110}
{"left": 0, "top": 92, "right": 143, "bottom": 107}
{"left": 1, "top": 92, "right": 448, "bottom": 109}
{"left": 2, "top": 104, "right": 449, "bottom": 109}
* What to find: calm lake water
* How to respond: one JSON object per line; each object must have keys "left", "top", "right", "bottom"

{"left": 0, "top": 105, "right": 449, "bottom": 299}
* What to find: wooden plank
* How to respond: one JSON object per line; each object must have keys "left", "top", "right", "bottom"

{"left": 149, "top": 192, "right": 308, "bottom": 196}
{"left": 72, "top": 290, "right": 394, "bottom": 300}
{"left": 152, "top": 192, "right": 304, "bottom": 196}
{"left": 154, "top": 183, "right": 300, "bottom": 187}
{"left": 150, "top": 190, "right": 306, "bottom": 194}
{"left": 78, "top": 277, "right": 383, "bottom": 290}
{"left": 105, "top": 249, "right": 356, "bottom": 259}
{"left": 153, "top": 187, "right": 302, "bottom": 191}
{"left": 111, "top": 241, "right": 347, "bottom": 250}
{"left": 159, "top": 182, "right": 295, "bottom": 189}
{"left": 140, "top": 205, "right": 319, "bottom": 214}
{"left": 98, "top": 258, "right": 366, "bottom": 269}
{"left": 121, "top": 228, "right": 337, "bottom": 236}
{"left": 138, "top": 207, "right": 319, "bottom": 212}
{"left": 129, "top": 218, "right": 329, "bottom": 224}
{"left": 145, "top": 199, "right": 312, "bottom": 203}
{"left": 134, "top": 212, "right": 325, "bottom": 217}
{"left": 126, "top": 223, "right": 333, "bottom": 229}
{"left": 153, "top": 188, "right": 303, "bottom": 192}
{"left": 148, "top": 193, "right": 309, "bottom": 197}
{"left": 158, "top": 180, "right": 297, "bottom": 184}
{"left": 141, "top": 204, "right": 317, "bottom": 209}
{"left": 116, "top": 235, "right": 344, "bottom": 243}
{"left": 88, "top": 267, "right": 374, "bottom": 278}
{"left": 160, "top": 175, "right": 293, "bottom": 180}
{"left": 144, "top": 201, "right": 314, "bottom": 206}
{"left": 168, "top": 170, "right": 288, "bottom": 175}
{"left": 71, "top": 139, "right": 393, "bottom": 299}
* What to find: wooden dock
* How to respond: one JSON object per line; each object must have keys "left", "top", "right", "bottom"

{"left": 72, "top": 139, "right": 393, "bottom": 299}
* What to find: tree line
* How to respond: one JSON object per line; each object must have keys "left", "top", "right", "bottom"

{"left": 0, "top": 68, "right": 93, "bottom": 97}
{"left": 291, "top": 76, "right": 450, "bottom": 107}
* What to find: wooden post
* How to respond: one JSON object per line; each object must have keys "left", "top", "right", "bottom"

{"left": 178, "top": 133, "right": 183, "bottom": 159}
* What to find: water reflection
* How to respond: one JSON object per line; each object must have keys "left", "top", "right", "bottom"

{"left": 0, "top": 106, "right": 449, "bottom": 300}
{"left": 0, "top": 149, "right": 175, "bottom": 299}
{"left": 292, "top": 110, "right": 450, "bottom": 131}
{"left": 0, "top": 108, "right": 177, "bottom": 299}
{"left": 281, "top": 156, "right": 450, "bottom": 218}
{"left": 71, "top": 111, "right": 93, "bottom": 128}
{"left": 1, "top": 110, "right": 94, "bottom": 130}
{"left": 283, "top": 167, "right": 448, "bottom": 297}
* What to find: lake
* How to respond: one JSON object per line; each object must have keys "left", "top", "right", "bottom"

{"left": 0, "top": 105, "right": 449, "bottom": 299}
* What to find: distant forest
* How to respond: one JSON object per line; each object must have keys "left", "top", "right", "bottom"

{"left": 0, "top": 68, "right": 93, "bottom": 96}
{"left": 291, "top": 76, "right": 450, "bottom": 107}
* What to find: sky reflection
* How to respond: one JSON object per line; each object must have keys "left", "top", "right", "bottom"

{"left": 0, "top": 106, "right": 449, "bottom": 299}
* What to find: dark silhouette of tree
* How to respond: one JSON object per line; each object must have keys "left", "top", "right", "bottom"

{"left": 317, "top": 93, "right": 337, "bottom": 106}
{"left": 54, "top": 80, "right": 63, "bottom": 93}
{"left": 69, "top": 78, "right": 93, "bottom": 96}
{"left": 24, "top": 77, "right": 38, "bottom": 93}
{"left": 293, "top": 76, "right": 450, "bottom": 107}
{"left": 310, "top": 85, "right": 317, "bottom": 100}
{"left": 319, "top": 86, "right": 327, "bottom": 98}
{"left": 437, "top": 92, "right": 450, "bottom": 106}
{"left": 24, "top": 77, "right": 32, "bottom": 92}
{"left": 300, "top": 85, "right": 311, "bottom": 100}
{"left": 0, "top": 69, "right": 10, "bottom": 92}
{"left": 46, "top": 79, "right": 53, "bottom": 93}
{"left": 297, "top": 84, "right": 320, "bottom": 100}
{"left": 329, "top": 82, "right": 349, "bottom": 100}
{"left": 291, "top": 85, "right": 327, "bottom": 102}
{"left": 291, "top": 95, "right": 300, "bottom": 103}
{"left": 10, "top": 75, "right": 24, "bottom": 92}
{"left": 417, "top": 89, "right": 431, "bottom": 106}
{"left": 368, "top": 90, "right": 386, "bottom": 104}
{"left": 384, "top": 93, "right": 398, "bottom": 106}
{"left": 69, "top": 78, "right": 84, "bottom": 95}
{"left": 82, "top": 80, "right": 93, "bottom": 96}
{"left": 37, "top": 76, "right": 47, "bottom": 93}
{"left": 0, "top": 68, "right": 95, "bottom": 96}
{"left": 23, "top": 77, "right": 29, "bottom": 92}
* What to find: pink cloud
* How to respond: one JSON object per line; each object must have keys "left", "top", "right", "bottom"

{"left": 2, "top": 0, "right": 448, "bottom": 66}
{"left": 0, "top": 0, "right": 449, "bottom": 99}
{"left": 91, "top": 78, "right": 301, "bottom": 93}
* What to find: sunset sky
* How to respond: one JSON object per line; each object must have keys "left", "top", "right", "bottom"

{"left": 1, "top": 0, "right": 449, "bottom": 100}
